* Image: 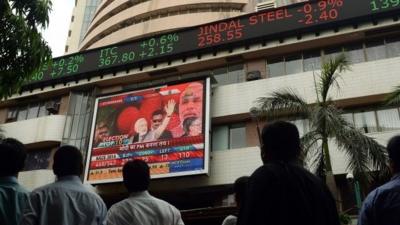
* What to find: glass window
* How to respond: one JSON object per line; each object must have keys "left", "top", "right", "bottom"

{"left": 366, "top": 40, "right": 386, "bottom": 61}
{"left": 27, "top": 103, "right": 39, "bottom": 119}
{"left": 212, "top": 126, "right": 229, "bottom": 151}
{"left": 344, "top": 43, "right": 365, "bottom": 64}
{"left": 267, "top": 58, "right": 285, "bottom": 77}
{"left": 230, "top": 123, "right": 246, "bottom": 149}
{"left": 377, "top": 108, "right": 400, "bottom": 131}
{"left": 386, "top": 36, "right": 400, "bottom": 58}
{"left": 341, "top": 113, "right": 354, "bottom": 126}
{"left": 324, "top": 47, "right": 343, "bottom": 61}
{"left": 354, "top": 111, "right": 378, "bottom": 133}
{"left": 17, "top": 107, "right": 27, "bottom": 121}
{"left": 285, "top": 54, "right": 303, "bottom": 75}
{"left": 38, "top": 103, "right": 48, "bottom": 117}
{"left": 303, "top": 51, "right": 321, "bottom": 71}
{"left": 213, "top": 64, "right": 244, "bottom": 86}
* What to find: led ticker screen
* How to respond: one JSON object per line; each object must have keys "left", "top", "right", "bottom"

{"left": 27, "top": 0, "right": 400, "bottom": 85}
{"left": 84, "top": 79, "right": 210, "bottom": 184}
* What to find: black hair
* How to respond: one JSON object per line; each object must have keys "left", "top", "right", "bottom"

{"left": 152, "top": 109, "right": 164, "bottom": 117}
{"left": 234, "top": 176, "right": 249, "bottom": 206}
{"left": 182, "top": 117, "right": 197, "bottom": 134}
{"left": 0, "top": 138, "right": 26, "bottom": 176}
{"left": 261, "top": 120, "right": 301, "bottom": 162}
{"left": 387, "top": 135, "right": 400, "bottom": 170}
{"left": 53, "top": 145, "right": 83, "bottom": 177}
{"left": 123, "top": 159, "right": 150, "bottom": 193}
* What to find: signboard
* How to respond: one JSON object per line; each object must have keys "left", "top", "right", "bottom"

{"left": 28, "top": 0, "right": 400, "bottom": 85}
{"left": 84, "top": 79, "right": 210, "bottom": 184}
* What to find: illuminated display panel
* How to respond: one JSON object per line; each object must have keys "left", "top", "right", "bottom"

{"left": 84, "top": 79, "right": 210, "bottom": 184}
{"left": 28, "top": 0, "right": 400, "bottom": 85}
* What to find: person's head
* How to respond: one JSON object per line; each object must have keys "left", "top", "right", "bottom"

{"left": 53, "top": 145, "right": 83, "bottom": 177}
{"left": 261, "top": 121, "right": 301, "bottom": 163}
{"left": 122, "top": 159, "right": 150, "bottom": 193}
{"left": 134, "top": 118, "right": 148, "bottom": 136}
{"left": 95, "top": 121, "right": 110, "bottom": 144}
{"left": 387, "top": 135, "right": 400, "bottom": 173}
{"left": 151, "top": 110, "right": 164, "bottom": 130}
{"left": 179, "top": 82, "right": 203, "bottom": 125}
{"left": 233, "top": 176, "right": 249, "bottom": 207}
{"left": 0, "top": 138, "right": 26, "bottom": 177}
{"left": 183, "top": 117, "right": 202, "bottom": 136}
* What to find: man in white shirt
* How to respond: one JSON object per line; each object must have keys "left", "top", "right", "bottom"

{"left": 20, "top": 145, "right": 107, "bottom": 225}
{"left": 106, "top": 160, "right": 185, "bottom": 225}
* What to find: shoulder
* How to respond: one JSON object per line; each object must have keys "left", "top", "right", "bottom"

{"left": 151, "top": 195, "right": 180, "bottom": 212}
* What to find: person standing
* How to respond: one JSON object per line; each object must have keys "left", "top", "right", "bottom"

{"left": 0, "top": 138, "right": 29, "bottom": 225}
{"left": 106, "top": 159, "right": 184, "bottom": 225}
{"left": 238, "top": 121, "right": 340, "bottom": 225}
{"left": 358, "top": 135, "right": 400, "bottom": 225}
{"left": 20, "top": 145, "right": 107, "bottom": 225}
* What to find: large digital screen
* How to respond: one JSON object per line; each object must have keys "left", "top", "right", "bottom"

{"left": 27, "top": 0, "right": 400, "bottom": 86}
{"left": 84, "top": 79, "right": 210, "bottom": 184}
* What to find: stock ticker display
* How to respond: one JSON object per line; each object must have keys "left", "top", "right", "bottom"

{"left": 27, "top": 0, "right": 400, "bottom": 85}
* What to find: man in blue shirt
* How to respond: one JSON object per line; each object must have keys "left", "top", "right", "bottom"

{"left": 358, "top": 135, "right": 400, "bottom": 225}
{"left": 0, "top": 138, "right": 29, "bottom": 225}
{"left": 20, "top": 145, "right": 107, "bottom": 225}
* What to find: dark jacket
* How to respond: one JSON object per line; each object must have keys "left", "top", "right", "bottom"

{"left": 238, "top": 162, "right": 340, "bottom": 225}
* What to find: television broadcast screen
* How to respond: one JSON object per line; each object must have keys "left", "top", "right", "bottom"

{"left": 84, "top": 79, "right": 210, "bottom": 184}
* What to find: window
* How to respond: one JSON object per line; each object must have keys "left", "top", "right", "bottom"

{"left": 213, "top": 64, "right": 245, "bottom": 86}
{"left": 6, "top": 98, "right": 60, "bottom": 122}
{"left": 267, "top": 57, "right": 285, "bottom": 77}
{"left": 353, "top": 111, "right": 378, "bottom": 133}
{"left": 212, "top": 123, "right": 247, "bottom": 150}
{"left": 23, "top": 148, "right": 52, "bottom": 171}
{"left": 323, "top": 47, "right": 343, "bottom": 61}
{"left": 285, "top": 54, "right": 303, "bottom": 74}
{"left": 303, "top": 51, "right": 321, "bottom": 72}
{"left": 386, "top": 36, "right": 400, "bottom": 58}
{"left": 366, "top": 39, "right": 386, "bottom": 61}
{"left": 344, "top": 43, "right": 365, "bottom": 64}
{"left": 376, "top": 108, "right": 400, "bottom": 131}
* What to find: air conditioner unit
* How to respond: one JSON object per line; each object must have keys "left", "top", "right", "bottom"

{"left": 246, "top": 70, "right": 262, "bottom": 81}
{"left": 255, "top": 0, "right": 276, "bottom": 11}
{"left": 45, "top": 101, "right": 60, "bottom": 114}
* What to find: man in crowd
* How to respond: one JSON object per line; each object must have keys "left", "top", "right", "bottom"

{"left": 358, "top": 135, "right": 400, "bottom": 225}
{"left": 238, "top": 121, "right": 340, "bottom": 225}
{"left": 0, "top": 138, "right": 29, "bottom": 225}
{"left": 106, "top": 159, "right": 184, "bottom": 225}
{"left": 151, "top": 109, "right": 173, "bottom": 140}
{"left": 20, "top": 145, "right": 107, "bottom": 225}
{"left": 222, "top": 176, "right": 249, "bottom": 225}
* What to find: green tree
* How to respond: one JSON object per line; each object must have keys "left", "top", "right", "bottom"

{"left": 254, "top": 54, "right": 388, "bottom": 197}
{"left": 0, "top": 0, "right": 52, "bottom": 99}
{"left": 385, "top": 85, "right": 400, "bottom": 106}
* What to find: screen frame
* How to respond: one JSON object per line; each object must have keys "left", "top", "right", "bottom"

{"left": 83, "top": 78, "right": 211, "bottom": 184}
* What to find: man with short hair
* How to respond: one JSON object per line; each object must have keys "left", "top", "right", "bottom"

{"left": 106, "top": 160, "right": 184, "bottom": 225}
{"left": 358, "top": 135, "right": 400, "bottom": 225}
{"left": 20, "top": 145, "right": 107, "bottom": 225}
{"left": 238, "top": 121, "right": 340, "bottom": 225}
{"left": 151, "top": 109, "right": 173, "bottom": 140}
{"left": 0, "top": 138, "right": 29, "bottom": 225}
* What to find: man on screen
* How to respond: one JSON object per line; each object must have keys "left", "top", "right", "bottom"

{"left": 176, "top": 82, "right": 203, "bottom": 137}
{"left": 94, "top": 120, "right": 110, "bottom": 147}
{"left": 151, "top": 109, "right": 173, "bottom": 140}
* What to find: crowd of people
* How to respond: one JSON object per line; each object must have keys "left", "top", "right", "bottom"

{"left": 1, "top": 121, "right": 400, "bottom": 225}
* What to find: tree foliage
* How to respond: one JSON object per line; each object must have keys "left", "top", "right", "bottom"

{"left": 255, "top": 54, "right": 388, "bottom": 184}
{"left": 0, "top": 0, "right": 52, "bottom": 99}
{"left": 385, "top": 85, "right": 400, "bottom": 106}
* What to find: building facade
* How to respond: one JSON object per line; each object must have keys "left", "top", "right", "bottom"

{"left": 3, "top": 0, "right": 400, "bottom": 224}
